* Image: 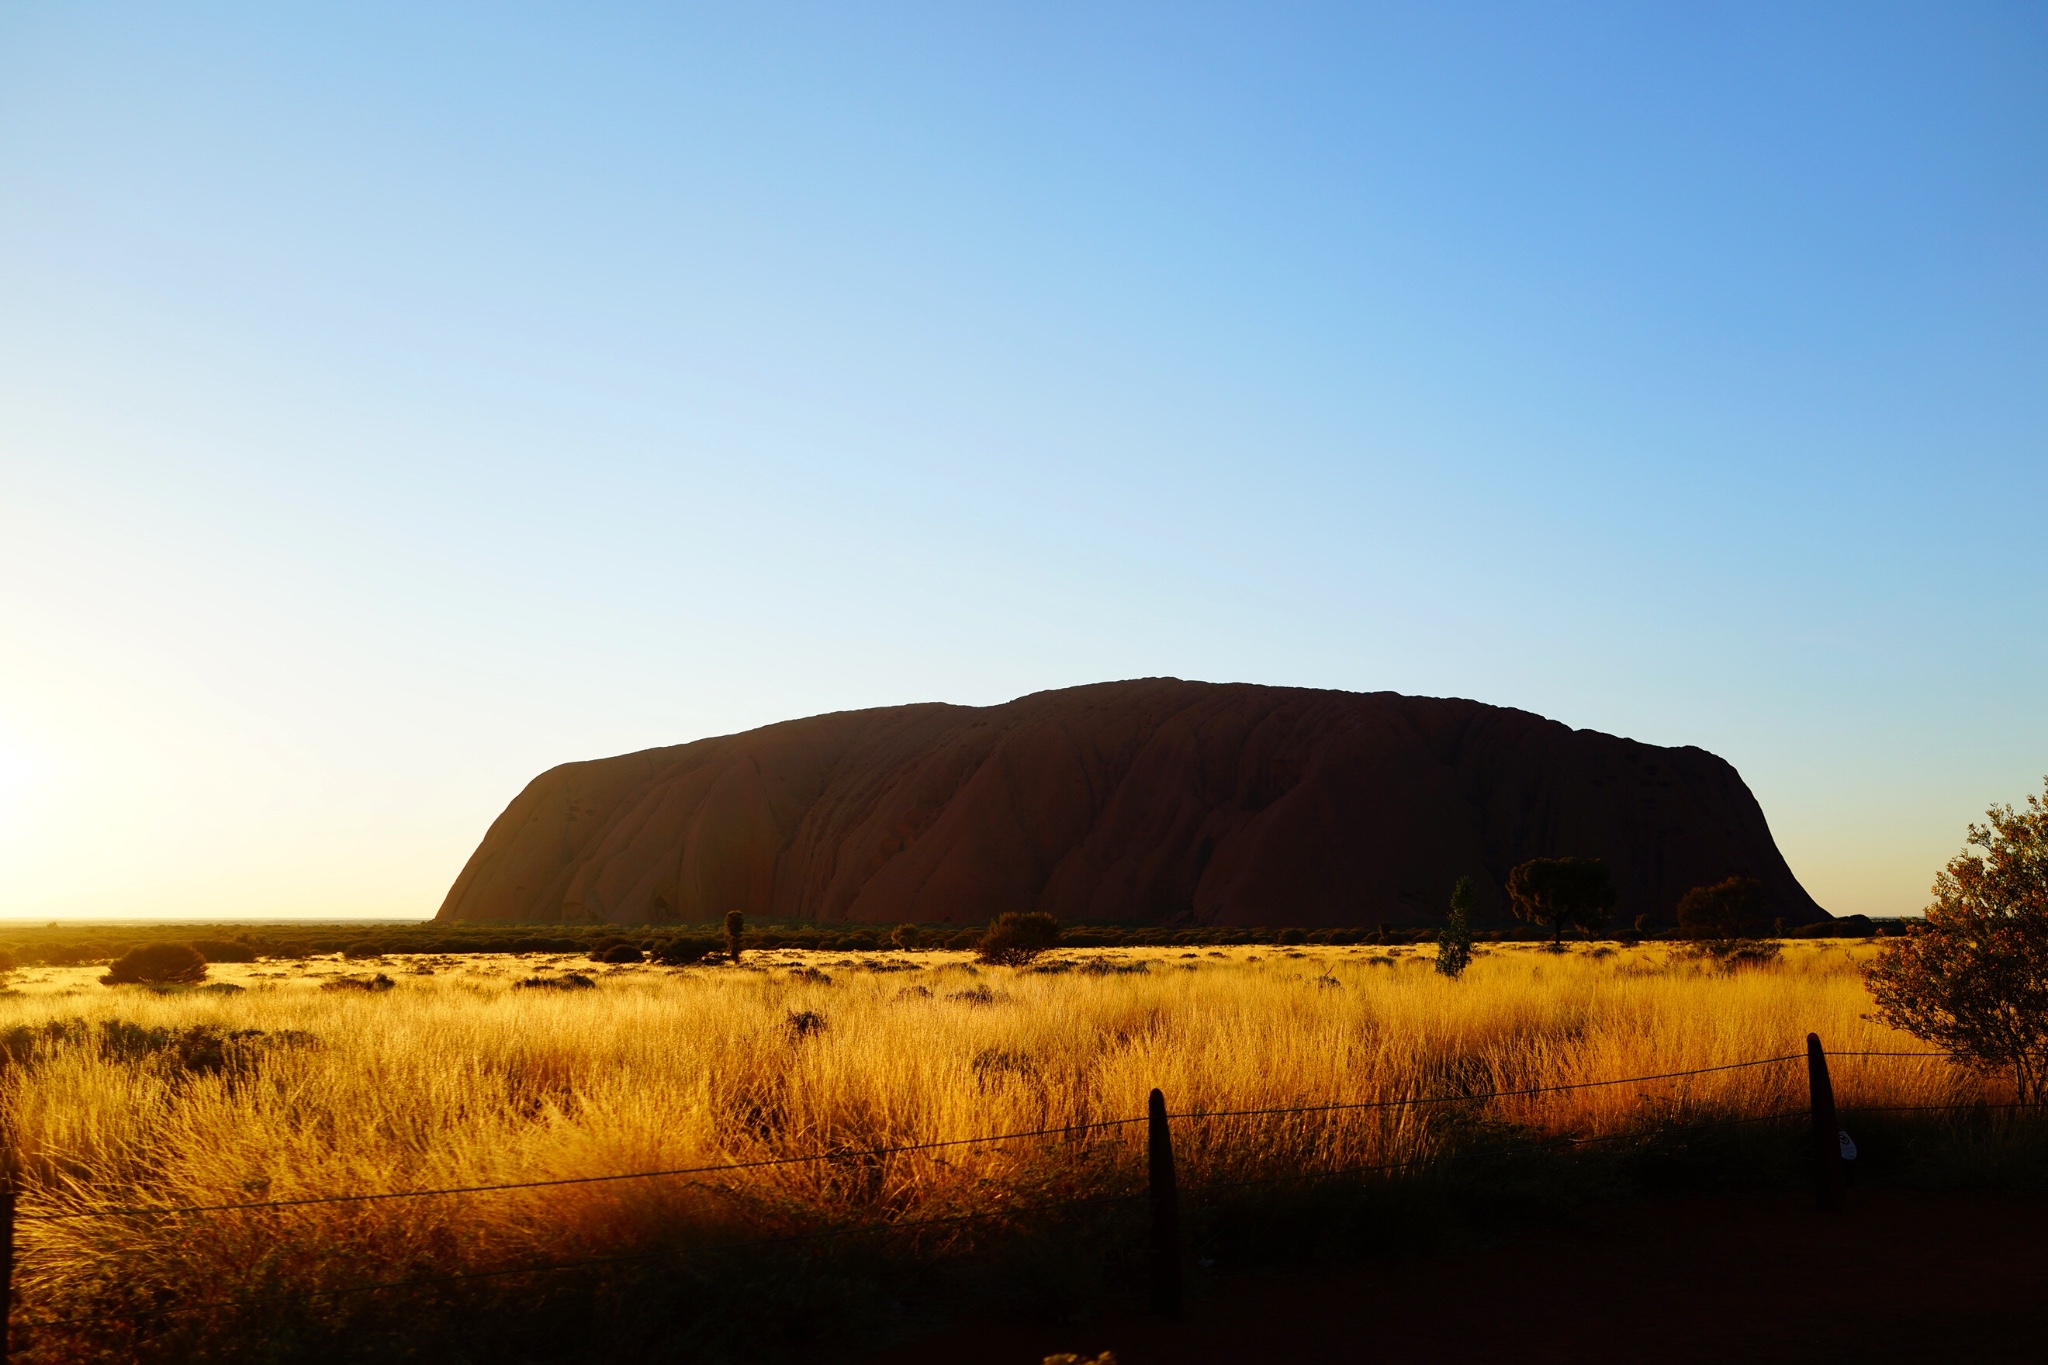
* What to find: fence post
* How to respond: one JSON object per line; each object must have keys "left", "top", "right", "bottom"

{"left": 1806, "top": 1032, "right": 1845, "bottom": 1212}
{"left": 1147, "top": 1087, "right": 1182, "bottom": 1318}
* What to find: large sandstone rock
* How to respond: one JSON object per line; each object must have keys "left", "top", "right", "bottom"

{"left": 436, "top": 679, "right": 1826, "bottom": 929}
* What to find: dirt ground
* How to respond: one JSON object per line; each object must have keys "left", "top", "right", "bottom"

{"left": 875, "top": 1189, "right": 2047, "bottom": 1364}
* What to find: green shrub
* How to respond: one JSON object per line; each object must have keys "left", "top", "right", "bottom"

{"left": 342, "top": 941, "right": 386, "bottom": 960}
{"left": 101, "top": 944, "right": 207, "bottom": 986}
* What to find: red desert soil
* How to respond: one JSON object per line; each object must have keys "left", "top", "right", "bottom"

{"left": 440, "top": 678, "right": 1823, "bottom": 931}
{"left": 874, "top": 1190, "right": 2047, "bottom": 1364}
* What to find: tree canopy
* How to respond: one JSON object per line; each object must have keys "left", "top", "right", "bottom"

{"left": 1676, "top": 875, "right": 1768, "bottom": 941}
{"left": 1866, "top": 778, "right": 2048, "bottom": 1104}
{"left": 1505, "top": 857, "right": 1616, "bottom": 946}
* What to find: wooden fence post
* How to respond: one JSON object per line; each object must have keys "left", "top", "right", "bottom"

{"left": 1807, "top": 1032, "right": 1845, "bottom": 1212}
{"left": 1147, "top": 1087, "right": 1182, "bottom": 1318}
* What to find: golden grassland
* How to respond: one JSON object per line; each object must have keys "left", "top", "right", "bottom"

{"left": 0, "top": 940, "right": 2009, "bottom": 1360}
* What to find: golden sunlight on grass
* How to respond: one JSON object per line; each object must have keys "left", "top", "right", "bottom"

{"left": 0, "top": 941, "right": 1995, "bottom": 1359}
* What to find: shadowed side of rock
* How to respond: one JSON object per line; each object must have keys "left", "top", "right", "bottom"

{"left": 436, "top": 678, "right": 1826, "bottom": 929}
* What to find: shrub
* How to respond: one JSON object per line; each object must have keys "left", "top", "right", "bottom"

{"left": 890, "top": 924, "right": 923, "bottom": 950}
{"left": 1277, "top": 929, "right": 1307, "bottom": 945}
{"left": 342, "top": 941, "right": 386, "bottom": 960}
{"left": 596, "top": 944, "right": 644, "bottom": 964}
{"left": 516, "top": 973, "right": 596, "bottom": 991}
{"left": 724, "top": 911, "right": 746, "bottom": 964}
{"left": 976, "top": 913, "right": 1062, "bottom": 967}
{"left": 1867, "top": 779, "right": 2048, "bottom": 1103}
{"left": 0, "top": 949, "right": 14, "bottom": 972}
{"left": 1676, "top": 876, "right": 1768, "bottom": 941}
{"left": 321, "top": 974, "right": 396, "bottom": 992}
{"left": 101, "top": 944, "right": 208, "bottom": 986}
{"left": 652, "top": 938, "right": 717, "bottom": 966}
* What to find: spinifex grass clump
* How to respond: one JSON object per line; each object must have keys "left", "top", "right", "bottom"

{"left": 0, "top": 940, "right": 2021, "bottom": 1363}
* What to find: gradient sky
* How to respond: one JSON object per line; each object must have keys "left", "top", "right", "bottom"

{"left": 2, "top": 3, "right": 2043, "bottom": 921}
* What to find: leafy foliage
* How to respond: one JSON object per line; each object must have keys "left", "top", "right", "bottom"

{"left": 1436, "top": 876, "right": 1476, "bottom": 979}
{"left": 1866, "top": 779, "right": 2048, "bottom": 1103}
{"left": 724, "top": 911, "right": 746, "bottom": 964}
{"left": 1505, "top": 858, "right": 1616, "bottom": 946}
{"left": 975, "top": 912, "right": 1062, "bottom": 966}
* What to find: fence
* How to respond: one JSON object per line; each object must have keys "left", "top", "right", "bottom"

{"left": 0, "top": 1034, "right": 2011, "bottom": 1357}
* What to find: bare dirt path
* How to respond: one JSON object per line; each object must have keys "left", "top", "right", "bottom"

{"left": 874, "top": 1190, "right": 2047, "bottom": 1364}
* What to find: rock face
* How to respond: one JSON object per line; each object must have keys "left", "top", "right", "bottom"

{"left": 436, "top": 679, "right": 1827, "bottom": 930}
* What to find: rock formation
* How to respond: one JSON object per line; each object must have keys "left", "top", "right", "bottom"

{"left": 436, "top": 678, "right": 1827, "bottom": 929}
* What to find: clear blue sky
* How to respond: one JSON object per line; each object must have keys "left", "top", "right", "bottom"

{"left": 2, "top": 3, "right": 2043, "bottom": 920}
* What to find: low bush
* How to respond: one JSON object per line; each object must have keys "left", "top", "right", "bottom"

{"left": 516, "top": 974, "right": 596, "bottom": 991}
{"left": 101, "top": 944, "right": 208, "bottom": 986}
{"left": 976, "top": 912, "right": 1062, "bottom": 967}
{"left": 320, "top": 974, "right": 396, "bottom": 992}
{"left": 596, "top": 944, "right": 644, "bottom": 964}
{"left": 651, "top": 938, "right": 718, "bottom": 966}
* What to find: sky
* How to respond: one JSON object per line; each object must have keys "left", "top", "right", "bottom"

{"left": 1, "top": 2, "right": 2043, "bottom": 921}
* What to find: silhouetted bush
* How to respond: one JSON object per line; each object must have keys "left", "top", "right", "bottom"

{"left": 101, "top": 943, "right": 207, "bottom": 986}
{"left": 341, "top": 941, "right": 387, "bottom": 960}
{"left": 596, "top": 944, "right": 644, "bottom": 964}
{"left": 976, "top": 912, "right": 1062, "bottom": 967}
{"left": 516, "top": 973, "right": 596, "bottom": 991}
{"left": 0, "top": 949, "right": 14, "bottom": 973}
{"left": 890, "top": 924, "right": 922, "bottom": 949}
{"left": 321, "top": 974, "right": 396, "bottom": 992}
{"left": 652, "top": 937, "right": 718, "bottom": 966}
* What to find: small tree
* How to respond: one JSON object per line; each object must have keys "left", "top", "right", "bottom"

{"left": 890, "top": 923, "right": 922, "bottom": 951}
{"left": 1436, "top": 877, "right": 1476, "bottom": 979}
{"left": 101, "top": 943, "right": 207, "bottom": 986}
{"left": 1676, "top": 876, "right": 1767, "bottom": 942}
{"left": 1866, "top": 779, "right": 2048, "bottom": 1104}
{"left": 1506, "top": 857, "right": 1616, "bottom": 947}
{"left": 976, "top": 912, "right": 1061, "bottom": 967}
{"left": 724, "top": 911, "right": 746, "bottom": 964}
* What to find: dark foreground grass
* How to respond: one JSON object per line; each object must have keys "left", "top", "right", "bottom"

{"left": 28, "top": 1107, "right": 2044, "bottom": 1365}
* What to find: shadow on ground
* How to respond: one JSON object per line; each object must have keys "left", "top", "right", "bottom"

{"left": 872, "top": 1189, "right": 2046, "bottom": 1365}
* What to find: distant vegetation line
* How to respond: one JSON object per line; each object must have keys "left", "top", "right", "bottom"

{"left": 0, "top": 915, "right": 1893, "bottom": 968}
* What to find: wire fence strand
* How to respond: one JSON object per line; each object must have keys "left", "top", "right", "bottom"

{"left": 14, "top": 1047, "right": 1940, "bottom": 1224}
